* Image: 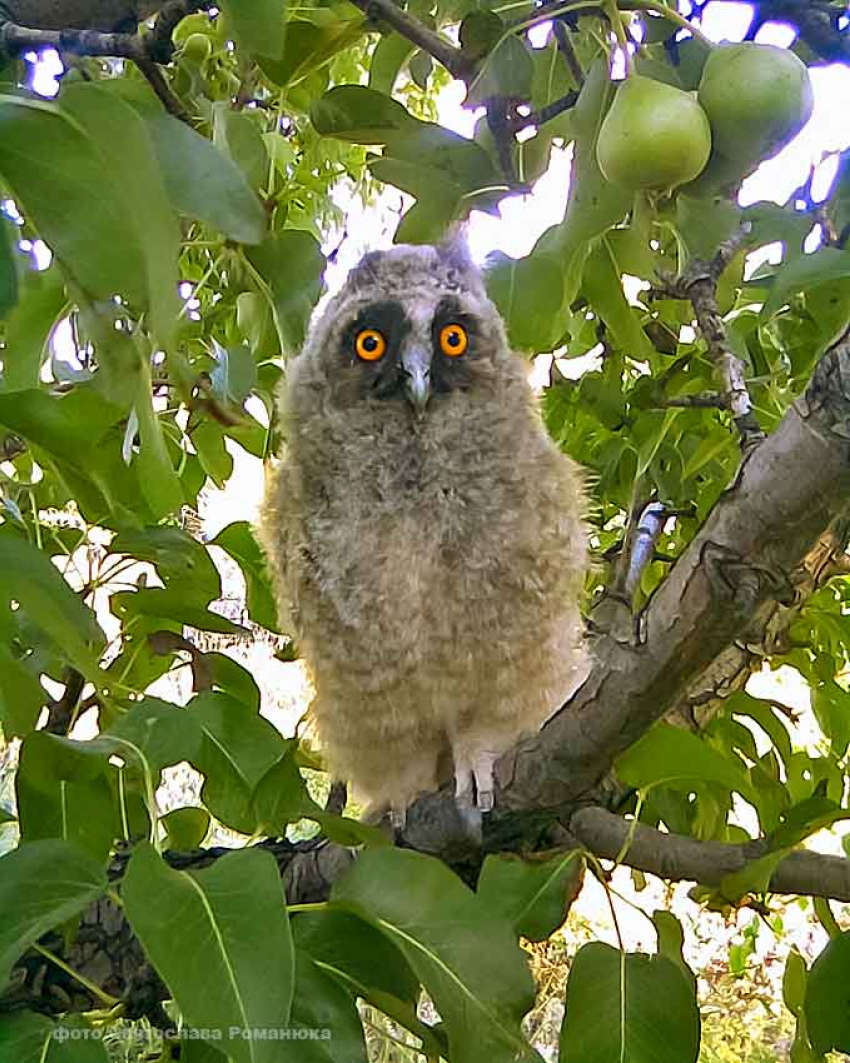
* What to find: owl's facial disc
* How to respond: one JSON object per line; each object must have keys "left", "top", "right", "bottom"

{"left": 400, "top": 345, "right": 432, "bottom": 414}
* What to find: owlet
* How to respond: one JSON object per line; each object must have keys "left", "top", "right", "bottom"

{"left": 258, "top": 242, "right": 589, "bottom": 819}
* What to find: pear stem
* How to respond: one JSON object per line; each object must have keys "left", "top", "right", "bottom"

{"left": 621, "top": 0, "right": 713, "bottom": 48}
{"left": 608, "top": 0, "right": 634, "bottom": 77}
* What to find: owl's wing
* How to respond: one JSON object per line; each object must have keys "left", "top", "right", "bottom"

{"left": 255, "top": 456, "right": 297, "bottom": 634}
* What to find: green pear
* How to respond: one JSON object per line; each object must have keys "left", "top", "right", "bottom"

{"left": 698, "top": 43, "right": 813, "bottom": 164}
{"left": 596, "top": 75, "right": 712, "bottom": 192}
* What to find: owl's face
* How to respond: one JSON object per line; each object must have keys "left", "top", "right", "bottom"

{"left": 302, "top": 243, "right": 509, "bottom": 415}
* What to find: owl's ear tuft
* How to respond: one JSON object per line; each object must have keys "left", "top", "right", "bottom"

{"left": 437, "top": 231, "right": 475, "bottom": 275}
{"left": 348, "top": 251, "right": 385, "bottom": 291}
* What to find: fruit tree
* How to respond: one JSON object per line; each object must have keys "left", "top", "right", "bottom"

{"left": 0, "top": 1, "right": 849, "bottom": 1061}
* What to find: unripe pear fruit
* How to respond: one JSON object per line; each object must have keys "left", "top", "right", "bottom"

{"left": 698, "top": 43, "right": 813, "bottom": 163}
{"left": 182, "top": 32, "right": 212, "bottom": 64}
{"left": 596, "top": 75, "right": 712, "bottom": 192}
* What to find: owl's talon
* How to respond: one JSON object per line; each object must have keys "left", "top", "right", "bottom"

{"left": 476, "top": 788, "right": 494, "bottom": 813}
{"left": 471, "top": 753, "right": 497, "bottom": 814}
{"left": 390, "top": 806, "right": 407, "bottom": 832}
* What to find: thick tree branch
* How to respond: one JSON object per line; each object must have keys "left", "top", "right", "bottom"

{"left": 0, "top": 0, "right": 208, "bottom": 119}
{"left": 499, "top": 330, "right": 850, "bottom": 811}
{"left": 348, "top": 0, "right": 472, "bottom": 82}
{"left": 570, "top": 805, "right": 850, "bottom": 902}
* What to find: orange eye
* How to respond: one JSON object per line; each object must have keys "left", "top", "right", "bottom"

{"left": 439, "top": 323, "right": 468, "bottom": 357}
{"left": 355, "top": 328, "right": 386, "bottom": 362}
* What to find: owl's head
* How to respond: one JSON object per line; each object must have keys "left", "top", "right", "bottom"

{"left": 300, "top": 242, "right": 510, "bottom": 415}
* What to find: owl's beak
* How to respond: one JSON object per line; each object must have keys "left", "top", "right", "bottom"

{"left": 401, "top": 346, "right": 432, "bottom": 415}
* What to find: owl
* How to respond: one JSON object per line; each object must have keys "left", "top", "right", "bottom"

{"left": 257, "top": 242, "right": 590, "bottom": 820}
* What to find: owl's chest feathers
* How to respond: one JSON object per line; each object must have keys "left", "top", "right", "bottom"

{"left": 293, "top": 396, "right": 546, "bottom": 641}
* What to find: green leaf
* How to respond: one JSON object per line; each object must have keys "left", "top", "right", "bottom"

{"left": 294, "top": 908, "right": 420, "bottom": 1005}
{"left": 333, "top": 848, "right": 540, "bottom": 1063}
{"left": 467, "top": 35, "right": 534, "bottom": 106}
{"left": 560, "top": 943, "right": 700, "bottom": 1063}
{"left": 783, "top": 949, "right": 807, "bottom": 1017}
{"left": 193, "top": 418, "right": 235, "bottom": 487}
{"left": 112, "top": 587, "right": 246, "bottom": 635}
{"left": 247, "top": 231, "right": 325, "bottom": 356}
{"left": 104, "top": 697, "right": 203, "bottom": 778}
{"left": 539, "top": 60, "right": 632, "bottom": 283}
{"left": 805, "top": 930, "right": 850, "bottom": 1054}
{"left": 16, "top": 732, "right": 120, "bottom": 859}
{"left": 188, "top": 691, "right": 289, "bottom": 833}
{"left": 0, "top": 96, "right": 169, "bottom": 333}
{"left": 0, "top": 641, "right": 45, "bottom": 737}
{"left": 0, "top": 536, "right": 103, "bottom": 681}
{"left": 123, "top": 844, "right": 295, "bottom": 1063}
{"left": 111, "top": 525, "right": 221, "bottom": 605}
{"left": 486, "top": 251, "right": 564, "bottom": 352}
{"left": 616, "top": 724, "right": 758, "bottom": 804}
{"left": 0, "top": 217, "right": 18, "bottom": 318}
{"left": 140, "top": 111, "right": 267, "bottom": 244}
{"left": 213, "top": 104, "right": 268, "bottom": 191}
{"left": 162, "top": 806, "right": 211, "bottom": 850}
{"left": 311, "top": 85, "right": 419, "bottom": 143}
{"left": 284, "top": 950, "right": 368, "bottom": 1062}
{"left": 60, "top": 84, "right": 180, "bottom": 347}
{"left": 811, "top": 680, "right": 850, "bottom": 758}
{"left": 0, "top": 264, "right": 65, "bottom": 391}
{"left": 582, "top": 239, "right": 652, "bottom": 357}
{"left": 0, "top": 1013, "right": 109, "bottom": 1063}
{"left": 369, "top": 33, "right": 416, "bottom": 94}
{"left": 258, "top": 18, "right": 364, "bottom": 91}
{"left": 477, "top": 851, "right": 583, "bottom": 942}
{"left": 219, "top": 0, "right": 286, "bottom": 60}
{"left": 211, "top": 521, "right": 279, "bottom": 631}
{"left": 209, "top": 341, "right": 258, "bottom": 408}
{"left": 0, "top": 839, "right": 107, "bottom": 992}
{"left": 131, "top": 356, "right": 185, "bottom": 520}
{"left": 203, "top": 651, "right": 262, "bottom": 712}
{"left": 652, "top": 911, "right": 695, "bottom": 987}
{"left": 763, "top": 247, "right": 850, "bottom": 320}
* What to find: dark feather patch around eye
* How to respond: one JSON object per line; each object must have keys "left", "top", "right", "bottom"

{"left": 431, "top": 297, "right": 480, "bottom": 394}
{"left": 339, "top": 301, "right": 410, "bottom": 403}
{"left": 341, "top": 301, "right": 410, "bottom": 363}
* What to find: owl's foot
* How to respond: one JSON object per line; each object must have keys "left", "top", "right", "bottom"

{"left": 453, "top": 751, "right": 497, "bottom": 814}
{"left": 389, "top": 805, "right": 407, "bottom": 832}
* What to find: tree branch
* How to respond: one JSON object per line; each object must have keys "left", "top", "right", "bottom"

{"left": 655, "top": 227, "right": 764, "bottom": 452}
{"left": 347, "top": 0, "right": 472, "bottom": 82}
{"left": 499, "top": 330, "right": 850, "bottom": 811}
{"left": 0, "top": 0, "right": 208, "bottom": 120}
{"left": 570, "top": 805, "right": 850, "bottom": 902}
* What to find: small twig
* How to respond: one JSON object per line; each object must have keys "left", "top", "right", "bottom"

{"left": 147, "top": 0, "right": 211, "bottom": 63}
{"left": 552, "top": 19, "right": 584, "bottom": 87}
{"left": 0, "top": 433, "right": 26, "bottom": 462}
{"left": 649, "top": 393, "right": 729, "bottom": 410}
{"left": 44, "top": 667, "right": 85, "bottom": 735}
{"left": 654, "top": 225, "right": 765, "bottom": 453}
{"left": 510, "top": 89, "right": 580, "bottom": 132}
{"left": 135, "top": 55, "right": 188, "bottom": 120}
{"left": 486, "top": 98, "right": 522, "bottom": 188}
